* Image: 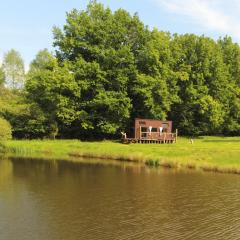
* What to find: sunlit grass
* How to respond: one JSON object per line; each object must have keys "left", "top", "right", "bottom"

{"left": 1, "top": 136, "right": 240, "bottom": 174}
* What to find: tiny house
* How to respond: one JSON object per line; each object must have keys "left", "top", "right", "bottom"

{"left": 122, "top": 118, "right": 177, "bottom": 144}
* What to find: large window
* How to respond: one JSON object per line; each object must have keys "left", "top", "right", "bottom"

{"left": 151, "top": 128, "right": 157, "bottom": 132}
{"left": 162, "top": 123, "right": 169, "bottom": 133}
{"left": 141, "top": 127, "right": 147, "bottom": 138}
{"left": 141, "top": 127, "right": 147, "bottom": 132}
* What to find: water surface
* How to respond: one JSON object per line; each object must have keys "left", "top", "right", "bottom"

{"left": 0, "top": 158, "right": 240, "bottom": 240}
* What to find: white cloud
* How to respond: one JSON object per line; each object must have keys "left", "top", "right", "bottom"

{"left": 154, "top": 0, "right": 240, "bottom": 40}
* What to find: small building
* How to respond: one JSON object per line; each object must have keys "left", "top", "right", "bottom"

{"left": 122, "top": 118, "right": 177, "bottom": 144}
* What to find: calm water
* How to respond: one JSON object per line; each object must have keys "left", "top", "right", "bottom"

{"left": 1, "top": 158, "right": 240, "bottom": 240}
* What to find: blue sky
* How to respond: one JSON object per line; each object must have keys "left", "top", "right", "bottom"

{"left": 1, "top": 0, "right": 240, "bottom": 69}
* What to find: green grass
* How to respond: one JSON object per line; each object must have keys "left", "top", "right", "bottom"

{"left": 1, "top": 136, "right": 240, "bottom": 174}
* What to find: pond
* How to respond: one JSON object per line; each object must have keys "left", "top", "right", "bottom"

{"left": 1, "top": 157, "right": 240, "bottom": 240}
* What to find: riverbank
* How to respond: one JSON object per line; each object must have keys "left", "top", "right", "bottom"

{"left": 1, "top": 136, "right": 240, "bottom": 174}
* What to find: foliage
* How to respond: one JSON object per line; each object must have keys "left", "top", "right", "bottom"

{"left": 3, "top": 1, "right": 240, "bottom": 138}
{"left": 51, "top": 1, "right": 240, "bottom": 137}
{"left": 25, "top": 49, "right": 79, "bottom": 138}
{"left": 0, "top": 86, "right": 29, "bottom": 138}
{"left": 51, "top": 1, "right": 178, "bottom": 137}
{"left": 0, "top": 117, "right": 12, "bottom": 140}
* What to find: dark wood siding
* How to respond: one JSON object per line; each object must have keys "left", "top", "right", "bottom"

{"left": 134, "top": 118, "right": 173, "bottom": 140}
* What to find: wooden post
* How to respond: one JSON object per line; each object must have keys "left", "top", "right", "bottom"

{"left": 163, "top": 132, "right": 166, "bottom": 143}
{"left": 175, "top": 129, "right": 178, "bottom": 143}
{"left": 140, "top": 126, "right": 141, "bottom": 140}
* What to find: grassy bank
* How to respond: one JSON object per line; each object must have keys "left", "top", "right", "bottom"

{"left": 1, "top": 136, "right": 240, "bottom": 174}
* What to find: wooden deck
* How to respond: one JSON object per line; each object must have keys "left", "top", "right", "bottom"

{"left": 122, "top": 138, "right": 175, "bottom": 144}
{"left": 122, "top": 133, "right": 177, "bottom": 144}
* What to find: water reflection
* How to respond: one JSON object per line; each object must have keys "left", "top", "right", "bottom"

{"left": 0, "top": 157, "right": 240, "bottom": 239}
{"left": 0, "top": 159, "right": 13, "bottom": 182}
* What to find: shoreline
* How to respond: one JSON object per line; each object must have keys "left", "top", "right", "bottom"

{"left": 1, "top": 137, "right": 240, "bottom": 175}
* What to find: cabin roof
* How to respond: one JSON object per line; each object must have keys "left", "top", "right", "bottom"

{"left": 135, "top": 118, "right": 172, "bottom": 122}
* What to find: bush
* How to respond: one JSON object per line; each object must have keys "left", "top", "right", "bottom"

{"left": 0, "top": 117, "right": 12, "bottom": 140}
{"left": 145, "top": 159, "right": 160, "bottom": 167}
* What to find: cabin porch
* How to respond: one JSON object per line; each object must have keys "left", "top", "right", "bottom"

{"left": 122, "top": 118, "right": 178, "bottom": 144}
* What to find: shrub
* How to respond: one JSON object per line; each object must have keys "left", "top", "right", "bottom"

{"left": 145, "top": 159, "right": 160, "bottom": 167}
{"left": 0, "top": 117, "right": 12, "bottom": 140}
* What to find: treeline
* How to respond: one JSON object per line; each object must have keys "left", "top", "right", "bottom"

{"left": 1, "top": 1, "right": 240, "bottom": 139}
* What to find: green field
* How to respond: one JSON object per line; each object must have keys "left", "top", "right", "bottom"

{"left": 1, "top": 136, "right": 240, "bottom": 174}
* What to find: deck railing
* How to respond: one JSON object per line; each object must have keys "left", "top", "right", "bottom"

{"left": 140, "top": 132, "right": 177, "bottom": 140}
{"left": 121, "top": 129, "right": 178, "bottom": 144}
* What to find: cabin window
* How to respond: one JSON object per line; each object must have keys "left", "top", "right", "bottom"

{"left": 140, "top": 126, "right": 148, "bottom": 138}
{"left": 151, "top": 128, "right": 157, "bottom": 132}
{"left": 162, "top": 123, "right": 169, "bottom": 132}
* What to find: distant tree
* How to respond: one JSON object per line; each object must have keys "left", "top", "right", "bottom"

{"left": 2, "top": 49, "right": 25, "bottom": 89}
{"left": 0, "top": 67, "right": 5, "bottom": 86}
{"left": 30, "top": 48, "right": 56, "bottom": 70}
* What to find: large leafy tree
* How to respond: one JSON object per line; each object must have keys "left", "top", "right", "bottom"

{"left": 169, "top": 34, "right": 228, "bottom": 135}
{"left": 26, "top": 49, "right": 80, "bottom": 138}
{"left": 218, "top": 37, "right": 240, "bottom": 135}
{"left": 52, "top": 1, "right": 151, "bottom": 138}
{"left": 130, "top": 30, "right": 179, "bottom": 121}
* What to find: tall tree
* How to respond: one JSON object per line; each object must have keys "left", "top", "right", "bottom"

{"left": 130, "top": 29, "right": 179, "bottom": 121}
{"left": 2, "top": 49, "right": 25, "bottom": 89}
{"left": 218, "top": 36, "right": 240, "bottom": 135}
{"left": 169, "top": 34, "right": 228, "bottom": 135}
{"left": 0, "top": 67, "right": 5, "bottom": 86}
{"left": 26, "top": 49, "right": 80, "bottom": 138}
{"left": 52, "top": 1, "right": 149, "bottom": 138}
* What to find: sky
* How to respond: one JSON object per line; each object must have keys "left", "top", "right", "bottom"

{"left": 1, "top": 0, "right": 240, "bottom": 70}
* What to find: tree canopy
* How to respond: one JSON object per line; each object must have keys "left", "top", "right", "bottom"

{"left": 1, "top": 1, "right": 240, "bottom": 139}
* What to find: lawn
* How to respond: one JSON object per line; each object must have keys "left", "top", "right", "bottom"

{"left": 2, "top": 136, "right": 240, "bottom": 174}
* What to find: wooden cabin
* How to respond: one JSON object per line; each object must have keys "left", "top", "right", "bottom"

{"left": 122, "top": 118, "right": 177, "bottom": 144}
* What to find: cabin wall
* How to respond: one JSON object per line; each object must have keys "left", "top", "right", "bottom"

{"left": 134, "top": 119, "right": 172, "bottom": 139}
